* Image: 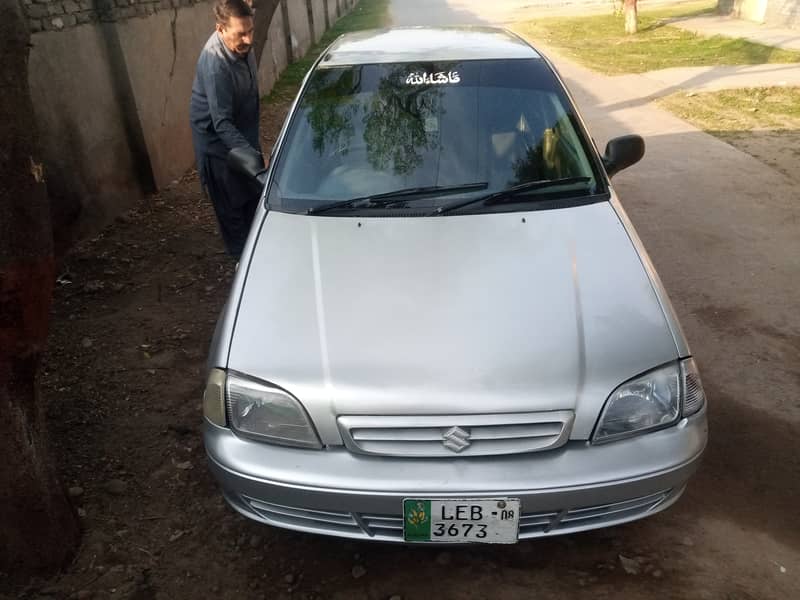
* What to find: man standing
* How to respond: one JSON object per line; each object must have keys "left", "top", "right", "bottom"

{"left": 190, "top": 0, "right": 263, "bottom": 258}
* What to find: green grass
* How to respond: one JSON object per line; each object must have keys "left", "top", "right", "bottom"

{"left": 512, "top": 1, "right": 800, "bottom": 75}
{"left": 658, "top": 86, "right": 800, "bottom": 182}
{"left": 658, "top": 86, "right": 800, "bottom": 132}
{"left": 266, "top": 0, "right": 390, "bottom": 102}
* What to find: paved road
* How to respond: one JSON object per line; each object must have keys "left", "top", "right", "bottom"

{"left": 625, "top": 62, "right": 800, "bottom": 94}
{"left": 389, "top": 0, "right": 705, "bottom": 26}
{"left": 674, "top": 14, "right": 800, "bottom": 51}
{"left": 344, "top": 2, "right": 800, "bottom": 599}
{"left": 392, "top": 1, "right": 800, "bottom": 95}
{"left": 389, "top": 0, "right": 618, "bottom": 25}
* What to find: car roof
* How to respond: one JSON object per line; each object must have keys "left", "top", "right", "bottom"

{"left": 320, "top": 27, "right": 541, "bottom": 68}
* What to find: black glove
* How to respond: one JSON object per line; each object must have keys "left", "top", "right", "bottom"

{"left": 227, "top": 146, "right": 265, "bottom": 179}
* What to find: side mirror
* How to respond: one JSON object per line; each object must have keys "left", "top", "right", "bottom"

{"left": 603, "top": 135, "right": 645, "bottom": 178}
{"left": 227, "top": 146, "right": 268, "bottom": 185}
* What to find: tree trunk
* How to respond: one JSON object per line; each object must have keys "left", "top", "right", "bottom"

{"left": 624, "top": 0, "right": 638, "bottom": 34}
{"left": 0, "top": 0, "right": 80, "bottom": 574}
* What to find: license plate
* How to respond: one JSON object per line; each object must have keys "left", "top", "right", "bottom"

{"left": 403, "top": 498, "right": 520, "bottom": 543}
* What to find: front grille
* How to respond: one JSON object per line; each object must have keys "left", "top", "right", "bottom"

{"left": 518, "top": 510, "right": 561, "bottom": 536}
{"left": 240, "top": 489, "right": 675, "bottom": 542}
{"left": 360, "top": 514, "right": 405, "bottom": 539}
{"left": 244, "top": 497, "right": 363, "bottom": 536}
{"left": 337, "top": 411, "right": 575, "bottom": 457}
{"left": 558, "top": 490, "right": 670, "bottom": 530}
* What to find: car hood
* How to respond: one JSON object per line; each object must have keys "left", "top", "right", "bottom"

{"left": 228, "top": 203, "right": 678, "bottom": 441}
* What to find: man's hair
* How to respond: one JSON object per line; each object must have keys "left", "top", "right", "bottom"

{"left": 214, "top": 0, "right": 254, "bottom": 25}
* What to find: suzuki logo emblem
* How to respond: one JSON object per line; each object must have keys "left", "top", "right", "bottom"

{"left": 442, "top": 426, "right": 471, "bottom": 453}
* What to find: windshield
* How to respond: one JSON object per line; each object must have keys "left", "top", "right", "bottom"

{"left": 269, "top": 58, "right": 604, "bottom": 215}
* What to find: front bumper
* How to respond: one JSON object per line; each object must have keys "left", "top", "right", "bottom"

{"left": 205, "top": 410, "right": 707, "bottom": 542}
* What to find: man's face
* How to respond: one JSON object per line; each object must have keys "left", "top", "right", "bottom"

{"left": 217, "top": 15, "right": 255, "bottom": 57}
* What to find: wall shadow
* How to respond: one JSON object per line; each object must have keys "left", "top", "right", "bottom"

{"left": 594, "top": 62, "right": 800, "bottom": 115}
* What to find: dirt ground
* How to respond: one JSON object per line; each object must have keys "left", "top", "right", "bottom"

{"left": 714, "top": 130, "right": 800, "bottom": 183}
{"left": 3, "top": 76, "right": 800, "bottom": 600}
{"left": 657, "top": 87, "right": 800, "bottom": 185}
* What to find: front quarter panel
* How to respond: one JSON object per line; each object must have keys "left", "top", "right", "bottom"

{"left": 205, "top": 206, "right": 268, "bottom": 371}
{"left": 206, "top": 42, "right": 334, "bottom": 372}
{"left": 608, "top": 187, "right": 691, "bottom": 358}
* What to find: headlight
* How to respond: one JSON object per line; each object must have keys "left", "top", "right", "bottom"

{"left": 593, "top": 358, "right": 707, "bottom": 444}
{"left": 226, "top": 372, "right": 322, "bottom": 449}
{"left": 593, "top": 362, "right": 681, "bottom": 443}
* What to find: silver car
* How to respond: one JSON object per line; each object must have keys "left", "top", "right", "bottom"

{"left": 204, "top": 27, "right": 708, "bottom": 545}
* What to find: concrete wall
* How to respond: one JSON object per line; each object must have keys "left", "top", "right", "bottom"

{"left": 719, "top": 0, "right": 800, "bottom": 27}
{"left": 335, "top": 0, "right": 356, "bottom": 19}
{"left": 26, "top": 0, "right": 355, "bottom": 248}
{"left": 733, "top": 0, "right": 769, "bottom": 21}
{"left": 327, "top": 0, "right": 338, "bottom": 24}
{"left": 257, "top": 4, "right": 290, "bottom": 96}
{"left": 117, "top": 4, "right": 214, "bottom": 190}
{"left": 286, "top": 0, "right": 313, "bottom": 59}
{"left": 311, "top": 0, "right": 327, "bottom": 42}
{"left": 28, "top": 23, "right": 145, "bottom": 239}
{"left": 764, "top": 0, "right": 800, "bottom": 27}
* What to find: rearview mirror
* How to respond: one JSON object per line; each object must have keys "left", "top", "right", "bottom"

{"left": 227, "top": 146, "right": 268, "bottom": 186}
{"left": 603, "top": 135, "right": 645, "bottom": 178}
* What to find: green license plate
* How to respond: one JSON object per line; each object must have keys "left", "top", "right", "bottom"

{"left": 403, "top": 498, "right": 520, "bottom": 544}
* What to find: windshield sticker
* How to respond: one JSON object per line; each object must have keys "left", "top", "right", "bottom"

{"left": 405, "top": 71, "right": 461, "bottom": 86}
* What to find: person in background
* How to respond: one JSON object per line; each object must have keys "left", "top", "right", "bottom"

{"left": 190, "top": 0, "right": 264, "bottom": 259}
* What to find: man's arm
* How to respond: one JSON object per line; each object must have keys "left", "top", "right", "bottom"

{"left": 201, "top": 55, "right": 256, "bottom": 152}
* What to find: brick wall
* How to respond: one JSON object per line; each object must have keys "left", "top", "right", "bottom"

{"left": 24, "top": 0, "right": 206, "bottom": 33}
{"left": 24, "top": 0, "right": 358, "bottom": 34}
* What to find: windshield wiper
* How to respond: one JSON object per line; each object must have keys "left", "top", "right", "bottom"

{"left": 433, "top": 177, "right": 593, "bottom": 215}
{"left": 306, "top": 182, "right": 489, "bottom": 215}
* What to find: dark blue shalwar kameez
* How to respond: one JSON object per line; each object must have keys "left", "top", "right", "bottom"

{"left": 190, "top": 32, "right": 262, "bottom": 258}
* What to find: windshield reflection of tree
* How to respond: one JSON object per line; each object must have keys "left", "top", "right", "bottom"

{"left": 302, "top": 65, "right": 444, "bottom": 178}
{"left": 303, "top": 68, "right": 361, "bottom": 157}
{"left": 362, "top": 66, "right": 443, "bottom": 176}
